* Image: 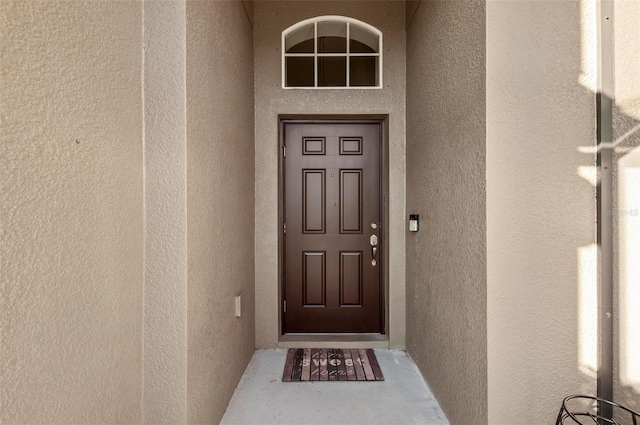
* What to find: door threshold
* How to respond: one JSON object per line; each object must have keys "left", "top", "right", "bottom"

{"left": 278, "top": 333, "right": 389, "bottom": 349}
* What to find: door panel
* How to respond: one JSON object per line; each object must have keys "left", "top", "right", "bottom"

{"left": 302, "top": 170, "right": 326, "bottom": 233}
{"left": 283, "top": 122, "right": 382, "bottom": 333}
{"left": 303, "top": 252, "right": 326, "bottom": 306}
{"left": 340, "top": 170, "right": 363, "bottom": 233}
{"left": 340, "top": 251, "right": 363, "bottom": 306}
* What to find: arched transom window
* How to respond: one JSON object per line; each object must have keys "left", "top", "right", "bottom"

{"left": 282, "top": 16, "right": 383, "bottom": 89}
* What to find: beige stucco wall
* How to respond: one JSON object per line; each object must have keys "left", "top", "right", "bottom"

{"left": 405, "top": 1, "right": 487, "bottom": 424}
{"left": 487, "top": 1, "right": 598, "bottom": 423}
{"left": 612, "top": 0, "right": 640, "bottom": 413}
{"left": 405, "top": 0, "right": 420, "bottom": 30}
{"left": 1, "top": 1, "right": 144, "bottom": 423}
{"left": 186, "top": 1, "right": 256, "bottom": 423}
{"left": 142, "top": 1, "right": 188, "bottom": 422}
{"left": 254, "top": 0, "right": 406, "bottom": 349}
{"left": 2, "top": 1, "right": 256, "bottom": 422}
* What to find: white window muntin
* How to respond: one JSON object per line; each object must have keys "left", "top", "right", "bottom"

{"left": 282, "top": 15, "right": 383, "bottom": 89}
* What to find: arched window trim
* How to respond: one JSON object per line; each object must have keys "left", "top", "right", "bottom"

{"left": 281, "top": 15, "right": 383, "bottom": 89}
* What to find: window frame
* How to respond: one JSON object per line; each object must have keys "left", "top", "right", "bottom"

{"left": 281, "top": 16, "right": 383, "bottom": 90}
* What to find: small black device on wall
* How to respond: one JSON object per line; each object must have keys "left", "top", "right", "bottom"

{"left": 409, "top": 214, "right": 419, "bottom": 232}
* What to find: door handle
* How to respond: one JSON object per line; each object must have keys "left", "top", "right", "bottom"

{"left": 370, "top": 234, "right": 378, "bottom": 266}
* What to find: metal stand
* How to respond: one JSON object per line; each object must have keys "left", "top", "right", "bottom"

{"left": 556, "top": 395, "right": 640, "bottom": 425}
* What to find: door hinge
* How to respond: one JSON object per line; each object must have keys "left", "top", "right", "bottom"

{"left": 282, "top": 145, "right": 286, "bottom": 158}
{"left": 283, "top": 222, "right": 287, "bottom": 234}
{"left": 283, "top": 300, "right": 287, "bottom": 313}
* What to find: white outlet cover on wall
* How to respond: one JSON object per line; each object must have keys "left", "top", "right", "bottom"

{"left": 235, "top": 295, "right": 241, "bottom": 318}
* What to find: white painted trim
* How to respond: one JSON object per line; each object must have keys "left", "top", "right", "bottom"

{"left": 314, "top": 21, "right": 318, "bottom": 88}
{"left": 283, "top": 15, "right": 382, "bottom": 39}
{"left": 285, "top": 53, "right": 380, "bottom": 57}
{"left": 281, "top": 15, "right": 383, "bottom": 89}
{"left": 281, "top": 24, "right": 286, "bottom": 88}
{"left": 346, "top": 22, "right": 350, "bottom": 87}
{"left": 282, "top": 86, "right": 383, "bottom": 90}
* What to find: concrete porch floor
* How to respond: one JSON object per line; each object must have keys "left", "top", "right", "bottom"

{"left": 221, "top": 349, "right": 450, "bottom": 425}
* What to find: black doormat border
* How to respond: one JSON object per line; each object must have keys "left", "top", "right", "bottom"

{"left": 282, "top": 348, "right": 384, "bottom": 382}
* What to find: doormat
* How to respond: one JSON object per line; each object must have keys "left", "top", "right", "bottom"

{"left": 282, "top": 348, "right": 384, "bottom": 382}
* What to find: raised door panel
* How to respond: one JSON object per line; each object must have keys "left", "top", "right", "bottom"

{"left": 339, "top": 137, "right": 363, "bottom": 155}
{"left": 340, "top": 169, "right": 363, "bottom": 234}
{"left": 303, "top": 252, "right": 326, "bottom": 306}
{"left": 302, "top": 169, "right": 325, "bottom": 234}
{"left": 340, "top": 251, "right": 363, "bottom": 306}
{"left": 303, "top": 137, "right": 326, "bottom": 155}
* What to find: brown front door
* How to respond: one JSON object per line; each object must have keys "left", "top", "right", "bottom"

{"left": 283, "top": 121, "right": 382, "bottom": 333}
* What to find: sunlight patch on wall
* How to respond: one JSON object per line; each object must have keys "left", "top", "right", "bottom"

{"left": 579, "top": 0, "right": 597, "bottom": 93}
{"left": 614, "top": 1, "right": 640, "bottom": 121}
{"left": 619, "top": 146, "right": 640, "bottom": 392}
{"left": 578, "top": 166, "right": 597, "bottom": 187}
{"left": 578, "top": 243, "right": 598, "bottom": 377}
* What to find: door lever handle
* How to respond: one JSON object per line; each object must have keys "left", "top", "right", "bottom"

{"left": 370, "top": 234, "right": 378, "bottom": 266}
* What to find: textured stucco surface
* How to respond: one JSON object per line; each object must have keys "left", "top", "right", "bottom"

{"left": 254, "top": 0, "right": 406, "bottom": 349}
{"left": 487, "top": 1, "right": 597, "bottom": 423}
{"left": 143, "top": 1, "right": 188, "bottom": 423}
{"left": 612, "top": 0, "right": 640, "bottom": 413}
{"left": 405, "top": 1, "right": 487, "bottom": 424}
{"left": 1, "top": 1, "right": 143, "bottom": 423}
{"left": 186, "top": 1, "right": 256, "bottom": 423}
{"left": 405, "top": 1, "right": 420, "bottom": 30}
